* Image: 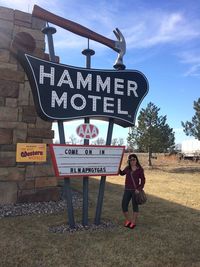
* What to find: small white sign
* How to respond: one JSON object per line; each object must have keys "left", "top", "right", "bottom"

{"left": 49, "top": 144, "right": 125, "bottom": 177}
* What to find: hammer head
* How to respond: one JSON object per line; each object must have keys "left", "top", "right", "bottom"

{"left": 113, "top": 28, "right": 126, "bottom": 55}
{"left": 113, "top": 28, "right": 126, "bottom": 70}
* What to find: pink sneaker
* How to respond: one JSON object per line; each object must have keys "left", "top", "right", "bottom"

{"left": 124, "top": 220, "right": 131, "bottom": 227}
{"left": 129, "top": 223, "right": 136, "bottom": 229}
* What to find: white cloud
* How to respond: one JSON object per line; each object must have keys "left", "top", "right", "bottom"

{"left": 53, "top": 28, "right": 107, "bottom": 52}
{"left": 125, "top": 11, "right": 200, "bottom": 49}
{"left": 54, "top": 32, "right": 85, "bottom": 50}
{"left": 179, "top": 51, "right": 200, "bottom": 64}
{"left": 184, "top": 64, "right": 200, "bottom": 77}
{"left": 177, "top": 50, "right": 200, "bottom": 77}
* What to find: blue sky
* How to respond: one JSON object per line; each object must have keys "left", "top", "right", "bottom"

{"left": 1, "top": 0, "right": 200, "bottom": 145}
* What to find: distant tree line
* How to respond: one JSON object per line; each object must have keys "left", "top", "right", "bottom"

{"left": 64, "top": 135, "right": 124, "bottom": 146}
{"left": 127, "top": 98, "right": 200, "bottom": 166}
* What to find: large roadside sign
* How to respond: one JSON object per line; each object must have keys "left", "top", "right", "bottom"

{"left": 49, "top": 144, "right": 125, "bottom": 177}
{"left": 18, "top": 53, "right": 149, "bottom": 128}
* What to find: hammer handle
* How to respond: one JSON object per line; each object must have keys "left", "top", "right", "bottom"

{"left": 32, "top": 5, "right": 117, "bottom": 51}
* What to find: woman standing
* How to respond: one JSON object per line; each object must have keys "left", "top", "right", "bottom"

{"left": 119, "top": 153, "right": 146, "bottom": 229}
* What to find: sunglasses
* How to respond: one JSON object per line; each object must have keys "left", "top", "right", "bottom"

{"left": 129, "top": 158, "right": 136, "bottom": 161}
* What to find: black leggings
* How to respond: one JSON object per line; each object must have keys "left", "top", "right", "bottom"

{"left": 122, "top": 190, "right": 139, "bottom": 213}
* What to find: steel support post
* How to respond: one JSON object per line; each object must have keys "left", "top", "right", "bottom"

{"left": 94, "top": 62, "right": 126, "bottom": 225}
{"left": 42, "top": 25, "right": 75, "bottom": 228}
{"left": 82, "top": 42, "right": 95, "bottom": 226}
{"left": 94, "top": 118, "right": 114, "bottom": 225}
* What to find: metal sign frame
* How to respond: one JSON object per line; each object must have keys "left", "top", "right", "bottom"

{"left": 49, "top": 144, "right": 125, "bottom": 177}
{"left": 12, "top": 5, "right": 149, "bottom": 228}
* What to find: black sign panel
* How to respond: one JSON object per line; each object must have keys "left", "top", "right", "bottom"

{"left": 18, "top": 53, "right": 148, "bottom": 127}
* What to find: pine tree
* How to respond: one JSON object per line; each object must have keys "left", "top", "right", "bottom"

{"left": 127, "top": 102, "right": 175, "bottom": 166}
{"left": 181, "top": 98, "right": 200, "bottom": 140}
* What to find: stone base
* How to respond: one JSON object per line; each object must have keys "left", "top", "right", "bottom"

{"left": 17, "top": 187, "right": 61, "bottom": 203}
{"left": 0, "top": 181, "right": 17, "bottom": 204}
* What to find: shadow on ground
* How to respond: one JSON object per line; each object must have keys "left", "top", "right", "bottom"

{"left": 0, "top": 175, "right": 199, "bottom": 267}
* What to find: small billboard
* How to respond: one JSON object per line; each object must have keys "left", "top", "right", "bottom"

{"left": 16, "top": 143, "right": 47, "bottom": 162}
{"left": 49, "top": 144, "right": 125, "bottom": 177}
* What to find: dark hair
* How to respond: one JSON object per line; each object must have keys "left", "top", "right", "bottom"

{"left": 127, "top": 153, "right": 142, "bottom": 169}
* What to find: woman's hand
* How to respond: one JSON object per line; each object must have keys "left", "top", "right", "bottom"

{"left": 135, "top": 189, "right": 140, "bottom": 194}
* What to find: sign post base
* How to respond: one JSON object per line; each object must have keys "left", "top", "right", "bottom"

{"left": 63, "top": 178, "right": 75, "bottom": 228}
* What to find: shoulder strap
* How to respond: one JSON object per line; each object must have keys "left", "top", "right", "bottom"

{"left": 130, "top": 171, "right": 137, "bottom": 189}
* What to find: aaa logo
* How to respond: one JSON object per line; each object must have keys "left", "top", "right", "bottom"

{"left": 76, "top": 123, "right": 99, "bottom": 139}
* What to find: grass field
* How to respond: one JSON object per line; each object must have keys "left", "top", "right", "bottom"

{"left": 0, "top": 154, "right": 200, "bottom": 267}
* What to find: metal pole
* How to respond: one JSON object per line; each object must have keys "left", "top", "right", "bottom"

{"left": 94, "top": 62, "right": 126, "bottom": 225}
{"left": 82, "top": 40, "right": 95, "bottom": 226}
{"left": 42, "top": 25, "right": 75, "bottom": 228}
{"left": 94, "top": 119, "right": 114, "bottom": 225}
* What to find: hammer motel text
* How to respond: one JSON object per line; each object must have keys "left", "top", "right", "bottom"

{"left": 39, "top": 66, "right": 139, "bottom": 115}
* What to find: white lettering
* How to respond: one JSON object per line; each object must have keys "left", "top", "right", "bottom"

{"left": 91, "top": 126, "right": 98, "bottom": 137}
{"left": 104, "top": 97, "right": 114, "bottom": 113}
{"left": 88, "top": 95, "right": 101, "bottom": 111}
{"left": 77, "top": 72, "right": 92, "bottom": 91}
{"left": 71, "top": 94, "right": 86, "bottom": 110}
{"left": 128, "top": 81, "right": 138, "bottom": 97}
{"left": 85, "top": 124, "right": 91, "bottom": 136}
{"left": 78, "top": 125, "right": 85, "bottom": 136}
{"left": 51, "top": 91, "right": 67, "bottom": 108}
{"left": 57, "top": 70, "right": 74, "bottom": 88}
{"left": 117, "top": 99, "right": 128, "bottom": 114}
{"left": 96, "top": 76, "right": 110, "bottom": 93}
{"left": 114, "top": 78, "right": 124, "bottom": 95}
{"left": 39, "top": 66, "right": 55, "bottom": 85}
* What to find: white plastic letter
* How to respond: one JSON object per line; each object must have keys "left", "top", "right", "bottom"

{"left": 96, "top": 76, "right": 110, "bottom": 93}
{"left": 117, "top": 99, "right": 128, "bottom": 114}
{"left": 51, "top": 91, "right": 67, "bottom": 108}
{"left": 127, "top": 81, "right": 138, "bottom": 97}
{"left": 39, "top": 66, "right": 55, "bottom": 86}
{"left": 57, "top": 70, "right": 74, "bottom": 88}
{"left": 104, "top": 97, "right": 114, "bottom": 113}
{"left": 71, "top": 94, "right": 86, "bottom": 110}
{"left": 88, "top": 95, "right": 101, "bottom": 111}
{"left": 77, "top": 72, "right": 92, "bottom": 91}
{"left": 114, "top": 78, "right": 124, "bottom": 95}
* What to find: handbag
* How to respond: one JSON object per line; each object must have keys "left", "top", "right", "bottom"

{"left": 130, "top": 172, "right": 147, "bottom": 205}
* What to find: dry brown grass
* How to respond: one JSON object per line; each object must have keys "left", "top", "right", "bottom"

{"left": 0, "top": 153, "right": 200, "bottom": 267}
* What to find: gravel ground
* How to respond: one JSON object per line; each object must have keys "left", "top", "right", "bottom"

{"left": 0, "top": 190, "right": 117, "bottom": 232}
{"left": 0, "top": 191, "right": 82, "bottom": 218}
{"left": 49, "top": 221, "right": 117, "bottom": 233}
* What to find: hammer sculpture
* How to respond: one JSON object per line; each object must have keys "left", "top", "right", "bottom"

{"left": 32, "top": 5, "right": 126, "bottom": 69}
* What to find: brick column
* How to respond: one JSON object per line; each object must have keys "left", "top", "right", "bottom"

{"left": 0, "top": 6, "right": 59, "bottom": 204}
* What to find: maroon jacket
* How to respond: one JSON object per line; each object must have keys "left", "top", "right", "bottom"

{"left": 119, "top": 166, "right": 145, "bottom": 191}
